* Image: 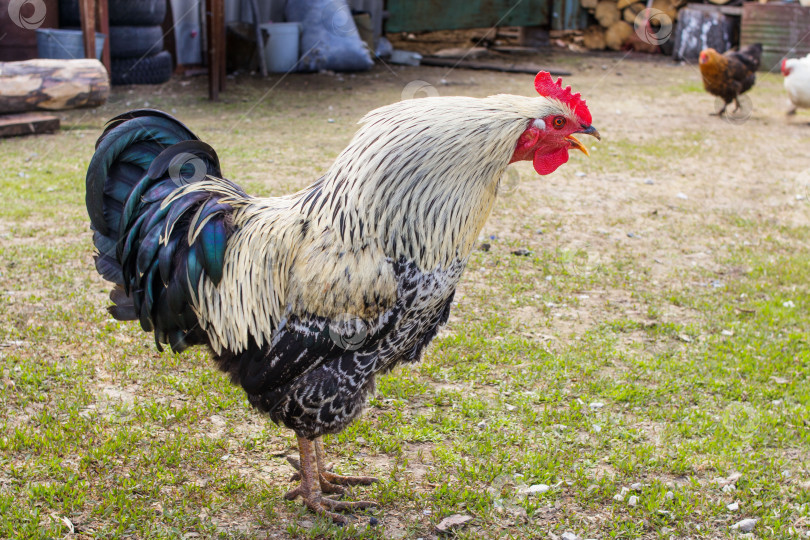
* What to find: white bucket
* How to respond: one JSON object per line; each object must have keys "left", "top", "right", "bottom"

{"left": 260, "top": 22, "right": 302, "bottom": 73}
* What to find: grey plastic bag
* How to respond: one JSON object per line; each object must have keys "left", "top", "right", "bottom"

{"left": 285, "top": 0, "right": 374, "bottom": 72}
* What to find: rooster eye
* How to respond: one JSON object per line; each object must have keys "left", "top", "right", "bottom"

{"left": 552, "top": 116, "right": 566, "bottom": 129}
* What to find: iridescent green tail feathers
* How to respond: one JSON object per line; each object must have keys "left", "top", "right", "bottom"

{"left": 86, "top": 109, "right": 247, "bottom": 352}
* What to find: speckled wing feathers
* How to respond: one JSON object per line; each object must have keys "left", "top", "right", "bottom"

{"left": 218, "top": 258, "right": 463, "bottom": 438}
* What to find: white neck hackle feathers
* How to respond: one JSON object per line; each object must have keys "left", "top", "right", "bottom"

{"left": 194, "top": 93, "right": 571, "bottom": 353}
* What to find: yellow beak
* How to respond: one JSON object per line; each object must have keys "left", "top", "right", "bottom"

{"left": 566, "top": 135, "right": 590, "bottom": 156}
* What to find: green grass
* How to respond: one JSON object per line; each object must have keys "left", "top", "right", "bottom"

{"left": 1, "top": 62, "right": 809, "bottom": 539}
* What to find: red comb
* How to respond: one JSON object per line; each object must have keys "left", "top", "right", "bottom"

{"left": 534, "top": 71, "right": 592, "bottom": 125}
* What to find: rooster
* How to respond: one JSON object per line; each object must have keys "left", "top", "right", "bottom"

{"left": 782, "top": 54, "right": 810, "bottom": 116}
{"left": 699, "top": 44, "right": 762, "bottom": 116}
{"left": 85, "top": 72, "right": 598, "bottom": 522}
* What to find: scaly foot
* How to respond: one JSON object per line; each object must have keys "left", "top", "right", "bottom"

{"left": 285, "top": 436, "right": 379, "bottom": 523}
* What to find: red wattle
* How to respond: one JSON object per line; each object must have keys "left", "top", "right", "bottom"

{"left": 533, "top": 147, "right": 569, "bottom": 175}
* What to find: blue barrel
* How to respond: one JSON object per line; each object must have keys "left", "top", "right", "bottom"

{"left": 36, "top": 29, "right": 105, "bottom": 60}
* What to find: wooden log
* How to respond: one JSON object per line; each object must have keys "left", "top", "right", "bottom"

{"left": 652, "top": 0, "right": 679, "bottom": 22}
{"left": 605, "top": 20, "right": 634, "bottom": 50}
{"left": 623, "top": 2, "right": 645, "bottom": 24}
{"left": 672, "top": 7, "right": 733, "bottom": 60}
{"left": 0, "top": 59, "right": 109, "bottom": 114}
{"left": 581, "top": 0, "right": 599, "bottom": 9}
{"left": 420, "top": 57, "right": 572, "bottom": 76}
{"left": 0, "top": 113, "right": 59, "bottom": 138}
{"left": 596, "top": 1, "right": 621, "bottom": 27}
{"left": 617, "top": 0, "right": 635, "bottom": 10}
{"left": 582, "top": 25, "right": 607, "bottom": 50}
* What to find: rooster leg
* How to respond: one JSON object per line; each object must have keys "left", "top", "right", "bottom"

{"left": 315, "top": 437, "right": 380, "bottom": 491}
{"left": 284, "top": 436, "right": 348, "bottom": 524}
{"left": 288, "top": 438, "right": 380, "bottom": 492}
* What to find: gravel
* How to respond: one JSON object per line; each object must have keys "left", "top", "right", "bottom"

{"left": 523, "top": 484, "right": 549, "bottom": 495}
{"left": 731, "top": 518, "right": 758, "bottom": 533}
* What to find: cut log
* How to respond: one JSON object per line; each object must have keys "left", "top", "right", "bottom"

{"left": 420, "top": 57, "right": 572, "bottom": 76}
{"left": 582, "top": 25, "right": 607, "bottom": 50}
{"left": 0, "top": 59, "right": 109, "bottom": 114}
{"left": 0, "top": 113, "right": 60, "bottom": 138}
{"left": 605, "top": 21, "right": 634, "bottom": 50}
{"left": 433, "top": 47, "right": 489, "bottom": 59}
{"left": 581, "top": 0, "right": 599, "bottom": 9}
{"left": 617, "top": 0, "right": 635, "bottom": 10}
{"left": 652, "top": 0, "right": 679, "bottom": 22}
{"left": 623, "top": 2, "right": 645, "bottom": 24}
{"left": 672, "top": 7, "right": 733, "bottom": 60}
{"left": 595, "top": 1, "right": 621, "bottom": 27}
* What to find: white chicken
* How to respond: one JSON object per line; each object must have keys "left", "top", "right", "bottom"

{"left": 782, "top": 54, "right": 810, "bottom": 115}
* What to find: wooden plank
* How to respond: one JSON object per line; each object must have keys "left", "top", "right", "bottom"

{"left": 386, "top": 0, "right": 549, "bottom": 33}
{"left": 0, "top": 113, "right": 59, "bottom": 138}
{"left": 686, "top": 3, "right": 743, "bottom": 16}
{"left": 420, "top": 56, "right": 572, "bottom": 76}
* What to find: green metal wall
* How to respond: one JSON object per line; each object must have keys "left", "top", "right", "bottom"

{"left": 550, "top": 0, "right": 589, "bottom": 31}
{"left": 741, "top": 4, "right": 810, "bottom": 72}
{"left": 386, "top": 0, "right": 551, "bottom": 33}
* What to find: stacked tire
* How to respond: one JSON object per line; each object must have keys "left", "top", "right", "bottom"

{"left": 60, "top": 0, "right": 172, "bottom": 85}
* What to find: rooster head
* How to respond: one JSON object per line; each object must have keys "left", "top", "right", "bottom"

{"left": 781, "top": 58, "right": 792, "bottom": 77}
{"left": 509, "top": 71, "right": 600, "bottom": 175}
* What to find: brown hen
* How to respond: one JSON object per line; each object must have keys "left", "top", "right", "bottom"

{"left": 699, "top": 44, "right": 762, "bottom": 116}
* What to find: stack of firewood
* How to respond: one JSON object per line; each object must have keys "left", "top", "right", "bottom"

{"left": 580, "top": 0, "right": 681, "bottom": 50}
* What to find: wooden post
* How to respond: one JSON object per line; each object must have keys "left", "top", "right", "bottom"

{"left": 79, "top": 0, "right": 96, "bottom": 60}
{"left": 96, "top": 0, "right": 111, "bottom": 72}
{"left": 206, "top": 0, "right": 226, "bottom": 100}
{"left": 217, "top": 0, "right": 226, "bottom": 91}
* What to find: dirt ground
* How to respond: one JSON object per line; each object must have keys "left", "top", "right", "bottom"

{"left": 2, "top": 41, "right": 810, "bottom": 539}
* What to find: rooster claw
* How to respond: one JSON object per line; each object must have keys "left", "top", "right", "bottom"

{"left": 287, "top": 436, "right": 380, "bottom": 524}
